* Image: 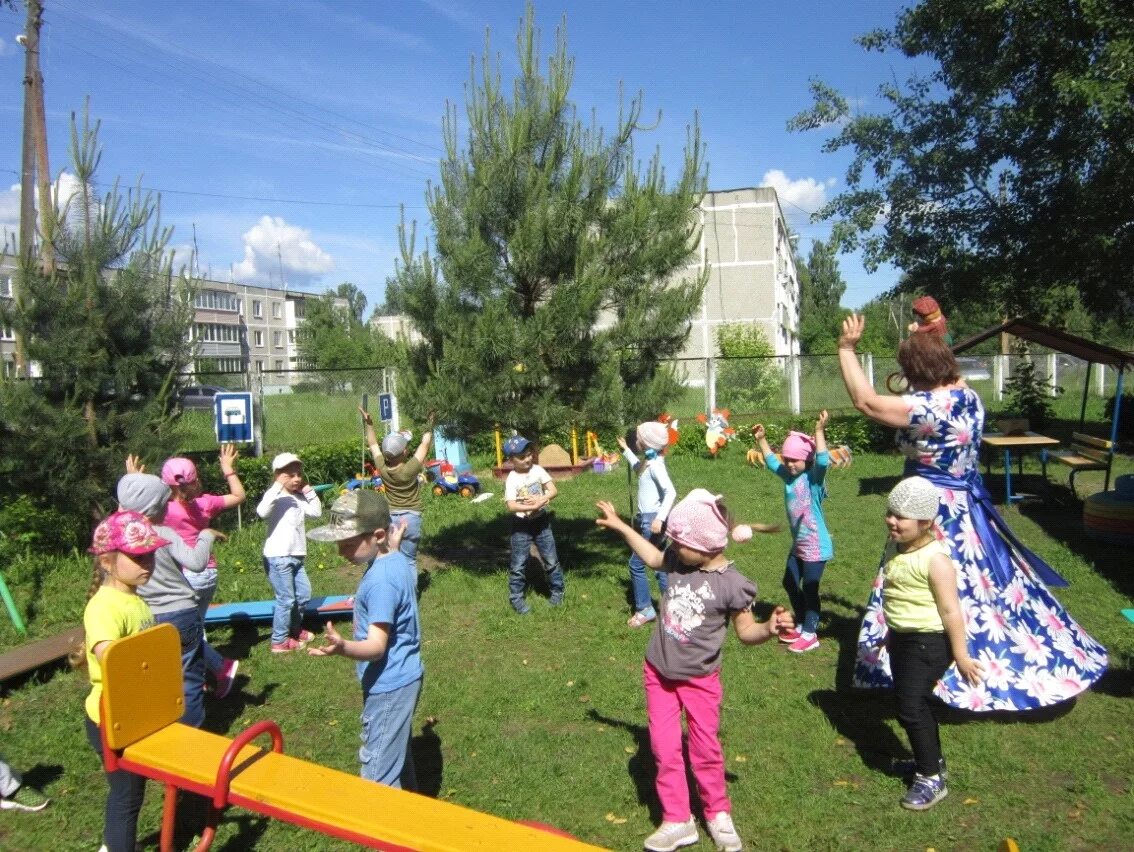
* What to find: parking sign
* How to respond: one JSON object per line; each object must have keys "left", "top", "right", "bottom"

{"left": 214, "top": 392, "right": 254, "bottom": 444}
{"left": 379, "top": 393, "right": 394, "bottom": 422}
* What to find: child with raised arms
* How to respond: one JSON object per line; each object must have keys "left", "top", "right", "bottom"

{"left": 595, "top": 489, "right": 791, "bottom": 852}
{"left": 751, "top": 410, "right": 833, "bottom": 653}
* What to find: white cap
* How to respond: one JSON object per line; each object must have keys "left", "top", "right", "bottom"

{"left": 271, "top": 452, "right": 302, "bottom": 471}
{"left": 887, "top": 476, "right": 941, "bottom": 520}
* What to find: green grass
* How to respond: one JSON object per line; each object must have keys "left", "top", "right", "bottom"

{"left": 1, "top": 454, "right": 1132, "bottom": 851}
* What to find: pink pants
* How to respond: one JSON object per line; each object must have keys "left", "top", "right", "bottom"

{"left": 643, "top": 661, "right": 730, "bottom": 823}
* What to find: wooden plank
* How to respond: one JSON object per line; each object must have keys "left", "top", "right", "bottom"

{"left": 0, "top": 625, "right": 84, "bottom": 682}
{"left": 1071, "top": 432, "right": 1113, "bottom": 450}
{"left": 204, "top": 595, "right": 353, "bottom": 626}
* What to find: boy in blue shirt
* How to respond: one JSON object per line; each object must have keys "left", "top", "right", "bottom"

{"left": 307, "top": 490, "right": 423, "bottom": 789}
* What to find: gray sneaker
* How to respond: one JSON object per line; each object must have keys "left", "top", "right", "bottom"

{"left": 0, "top": 784, "right": 50, "bottom": 812}
{"left": 900, "top": 773, "right": 948, "bottom": 811}
{"left": 706, "top": 811, "right": 743, "bottom": 851}
{"left": 511, "top": 599, "right": 531, "bottom": 615}
{"left": 643, "top": 817, "right": 698, "bottom": 851}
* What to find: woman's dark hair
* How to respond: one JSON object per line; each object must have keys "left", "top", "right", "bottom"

{"left": 897, "top": 332, "right": 960, "bottom": 388}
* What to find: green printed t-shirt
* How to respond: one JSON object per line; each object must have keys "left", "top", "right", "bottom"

{"left": 378, "top": 456, "right": 425, "bottom": 512}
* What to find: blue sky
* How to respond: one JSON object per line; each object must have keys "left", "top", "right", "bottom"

{"left": 1, "top": 0, "right": 917, "bottom": 313}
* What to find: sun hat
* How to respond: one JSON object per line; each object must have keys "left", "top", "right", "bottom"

{"left": 307, "top": 490, "right": 392, "bottom": 542}
{"left": 887, "top": 476, "right": 942, "bottom": 520}
{"left": 381, "top": 432, "right": 409, "bottom": 459}
{"left": 90, "top": 510, "right": 170, "bottom": 556}
{"left": 271, "top": 452, "right": 302, "bottom": 471}
{"left": 636, "top": 421, "right": 669, "bottom": 452}
{"left": 781, "top": 431, "right": 816, "bottom": 462}
{"left": 665, "top": 488, "right": 729, "bottom": 553}
{"left": 503, "top": 435, "right": 532, "bottom": 457}
{"left": 160, "top": 457, "right": 198, "bottom": 486}
{"left": 116, "top": 473, "right": 172, "bottom": 519}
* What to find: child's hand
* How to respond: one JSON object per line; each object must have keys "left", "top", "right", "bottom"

{"left": 751, "top": 424, "right": 765, "bottom": 441}
{"left": 816, "top": 410, "right": 829, "bottom": 432}
{"left": 308, "top": 621, "right": 344, "bottom": 657}
{"left": 616, "top": 435, "right": 629, "bottom": 451}
{"left": 594, "top": 500, "right": 628, "bottom": 532}
{"left": 125, "top": 454, "right": 146, "bottom": 474}
{"left": 358, "top": 406, "right": 374, "bottom": 427}
{"left": 205, "top": 528, "right": 228, "bottom": 542}
{"left": 388, "top": 519, "right": 408, "bottom": 551}
{"left": 649, "top": 517, "right": 664, "bottom": 535}
{"left": 956, "top": 656, "right": 984, "bottom": 686}
{"left": 219, "top": 443, "right": 239, "bottom": 470}
{"left": 768, "top": 605, "right": 794, "bottom": 637}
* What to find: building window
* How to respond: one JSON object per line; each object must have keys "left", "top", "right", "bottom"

{"left": 255, "top": 359, "right": 264, "bottom": 372}
{"left": 287, "top": 330, "right": 296, "bottom": 344}
{"left": 195, "top": 357, "right": 244, "bottom": 373}
{"left": 195, "top": 323, "right": 241, "bottom": 343}
{"left": 1, "top": 358, "right": 13, "bottom": 379}
{"left": 274, "top": 359, "right": 284, "bottom": 371}
{"left": 293, "top": 300, "right": 306, "bottom": 319}
{"left": 252, "top": 300, "right": 263, "bottom": 318}
{"left": 254, "top": 330, "right": 264, "bottom": 347}
{"left": 272, "top": 302, "right": 282, "bottom": 320}
{"left": 273, "top": 331, "right": 283, "bottom": 348}
{"left": 0, "top": 325, "right": 14, "bottom": 341}
{"left": 193, "top": 290, "right": 239, "bottom": 312}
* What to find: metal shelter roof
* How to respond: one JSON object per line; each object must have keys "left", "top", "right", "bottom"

{"left": 952, "top": 318, "right": 1134, "bottom": 369}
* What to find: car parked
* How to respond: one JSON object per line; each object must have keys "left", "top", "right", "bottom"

{"left": 176, "top": 384, "right": 228, "bottom": 410}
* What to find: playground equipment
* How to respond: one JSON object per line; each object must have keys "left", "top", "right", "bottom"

{"left": 1082, "top": 474, "right": 1134, "bottom": 545}
{"left": 99, "top": 623, "right": 603, "bottom": 851}
{"left": 0, "top": 625, "right": 84, "bottom": 683}
{"left": 493, "top": 425, "right": 592, "bottom": 478}
{"left": 426, "top": 459, "right": 481, "bottom": 498}
{"left": 203, "top": 595, "right": 354, "bottom": 627}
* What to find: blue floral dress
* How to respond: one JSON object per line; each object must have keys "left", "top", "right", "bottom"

{"left": 853, "top": 388, "right": 1108, "bottom": 711}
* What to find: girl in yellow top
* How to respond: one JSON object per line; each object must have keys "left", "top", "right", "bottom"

{"left": 881, "top": 477, "right": 982, "bottom": 812}
{"left": 82, "top": 511, "right": 165, "bottom": 852}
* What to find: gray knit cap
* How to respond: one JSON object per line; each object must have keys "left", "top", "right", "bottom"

{"left": 887, "top": 476, "right": 941, "bottom": 521}
{"left": 117, "top": 473, "right": 172, "bottom": 520}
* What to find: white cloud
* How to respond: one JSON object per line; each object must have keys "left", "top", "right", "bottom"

{"left": 0, "top": 37, "right": 16, "bottom": 58}
{"left": 232, "top": 215, "right": 333, "bottom": 288}
{"left": 759, "top": 170, "right": 835, "bottom": 220}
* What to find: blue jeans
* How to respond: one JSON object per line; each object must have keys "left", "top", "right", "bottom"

{"left": 263, "top": 556, "right": 312, "bottom": 645}
{"left": 360, "top": 678, "right": 422, "bottom": 789}
{"left": 390, "top": 510, "right": 423, "bottom": 574}
{"left": 782, "top": 554, "right": 827, "bottom": 635}
{"left": 191, "top": 582, "right": 226, "bottom": 675}
{"left": 628, "top": 512, "right": 669, "bottom": 614}
{"left": 509, "top": 513, "right": 565, "bottom": 606}
{"left": 86, "top": 716, "right": 147, "bottom": 852}
{"left": 153, "top": 607, "right": 206, "bottom": 728}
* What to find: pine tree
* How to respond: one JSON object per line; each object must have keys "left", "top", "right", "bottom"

{"left": 798, "top": 235, "right": 846, "bottom": 354}
{"left": 0, "top": 110, "right": 196, "bottom": 540}
{"left": 384, "top": 5, "right": 707, "bottom": 440}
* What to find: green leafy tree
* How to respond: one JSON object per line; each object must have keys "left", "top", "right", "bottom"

{"left": 333, "top": 282, "right": 367, "bottom": 324}
{"left": 789, "top": 0, "right": 1134, "bottom": 321}
{"left": 1003, "top": 341, "right": 1060, "bottom": 427}
{"left": 0, "top": 111, "right": 196, "bottom": 540}
{"left": 384, "top": 5, "right": 707, "bottom": 440}
{"left": 714, "top": 323, "right": 781, "bottom": 413}
{"left": 297, "top": 293, "right": 401, "bottom": 389}
{"left": 798, "top": 235, "right": 846, "bottom": 354}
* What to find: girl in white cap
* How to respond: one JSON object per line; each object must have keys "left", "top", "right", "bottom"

{"left": 616, "top": 420, "right": 678, "bottom": 627}
{"left": 880, "top": 476, "right": 983, "bottom": 811}
{"left": 596, "top": 490, "right": 789, "bottom": 852}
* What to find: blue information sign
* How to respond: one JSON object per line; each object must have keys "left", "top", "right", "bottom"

{"left": 214, "top": 392, "right": 254, "bottom": 444}
{"left": 379, "top": 393, "right": 394, "bottom": 422}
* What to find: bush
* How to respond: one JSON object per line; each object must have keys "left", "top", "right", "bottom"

{"left": 1103, "top": 393, "right": 1134, "bottom": 440}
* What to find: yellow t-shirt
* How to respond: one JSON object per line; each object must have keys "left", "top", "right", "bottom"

{"left": 882, "top": 538, "right": 948, "bottom": 633}
{"left": 84, "top": 586, "right": 154, "bottom": 723}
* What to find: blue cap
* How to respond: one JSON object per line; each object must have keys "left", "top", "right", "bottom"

{"left": 503, "top": 435, "right": 531, "bottom": 457}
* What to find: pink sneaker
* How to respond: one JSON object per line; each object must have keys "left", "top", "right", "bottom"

{"left": 789, "top": 634, "right": 820, "bottom": 653}
{"left": 271, "top": 638, "right": 305, "bottom": 653}
{"left": 778, "top": 628, "right": 801, "bottom": 644}
{"left": 214, "top": 659, "right": 239, "bottom": 699}
{"left": 296, "top": 629, "right": 316, "bottom": 643}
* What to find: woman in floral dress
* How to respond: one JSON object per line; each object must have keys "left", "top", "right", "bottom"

{"left": 838, "top": 314, "right": 1107, "bottom": 711}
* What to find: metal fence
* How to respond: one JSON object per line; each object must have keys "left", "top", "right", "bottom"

{"left": 178, "top": 350, "right": 1122, "bottom": 454}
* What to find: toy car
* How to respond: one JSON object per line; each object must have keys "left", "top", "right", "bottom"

{"left": 425, "top": 459, "right": 480, "bottom": 498}
{"left": 345, "top": 463, "right": 384, "bottom": 493}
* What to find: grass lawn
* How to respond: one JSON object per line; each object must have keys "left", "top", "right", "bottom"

{"left": 1, "top": 453, "right": 1132, "bottom": 851}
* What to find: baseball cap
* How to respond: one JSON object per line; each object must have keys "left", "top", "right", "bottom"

{"left": 160, "top": 457, "right": 198, "bottom": 486}
{"left": 272, "top": 452, "right": 302, "bottom": 471}
{"left": 381, "top": 432, "right": 409, "bottom": 458}
{"left": 307, "top": 489, "right": 392, "bottom": 542}
{"left": 90, "top": 510, "right": 171, "bottom": 556}
{"left": 503, "top": 435, "right": 531, "bottom": 457}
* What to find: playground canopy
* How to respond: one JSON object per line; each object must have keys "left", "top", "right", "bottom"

{"left": 951, "top": 317, "right": 1131, "bottom": 441}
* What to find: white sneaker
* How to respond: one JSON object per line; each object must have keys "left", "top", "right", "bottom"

{"left": 644, "top": 817, "right": 699, "bottom": 851}
{"left": 706, "top": 811, "right": 743, "bottom": 851}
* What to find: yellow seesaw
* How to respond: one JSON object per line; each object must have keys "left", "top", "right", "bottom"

{"left": 99, "top": 623, "right": 605, "bottom": 851}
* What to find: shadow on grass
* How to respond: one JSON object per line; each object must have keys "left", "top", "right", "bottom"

{"left": 21, "top": 762, "right": 63, "bottom": 792}
{"left": 411, "top": 717, "right": 444, "bottom": 798}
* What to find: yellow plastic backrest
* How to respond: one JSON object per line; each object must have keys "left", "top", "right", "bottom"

{"left": 101, "top": 623, "right": 184, "bottom": 750}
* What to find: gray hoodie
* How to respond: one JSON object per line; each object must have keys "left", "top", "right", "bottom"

{"left": 116, "top": 473, "right": 215, "bottom": 616}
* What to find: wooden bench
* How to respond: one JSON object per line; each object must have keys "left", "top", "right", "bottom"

{"left": 1048, "top": 432, "right": 1115, "bottom": 496}
{"left": 100, "top": 624, "right": 604, "bottom": 852}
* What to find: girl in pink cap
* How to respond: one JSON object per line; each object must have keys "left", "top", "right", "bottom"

{"left": 751, "top": 410, "right": 833, "bottom": 653}
{"left": 596, "top": 490, "right": 790, "bottom": 852}
{"left": 160, "top": 444, "right": 246, "bottom": 697}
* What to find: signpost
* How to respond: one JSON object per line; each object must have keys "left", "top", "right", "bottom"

{"left": 214, "top": 392, "right": 254, "bottom": 444}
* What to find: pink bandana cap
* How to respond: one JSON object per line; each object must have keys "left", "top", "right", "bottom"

{"left": 160, "top": 457, "right": 198, "bottom": 486}
{"left": 666, "top": 488, "right": 729, "bottom": 553}
{"left": 89, "top": 510, "right": 170, "bottom": 556}
{"left": 781, "top": 431, "right": 816, "bottom": 462}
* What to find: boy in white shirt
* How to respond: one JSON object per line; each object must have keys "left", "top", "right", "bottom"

{"left": 256, "top": 452, "right": 323, "bottom": 652}
{"left": 503, "top": 436, "right": 565, "bottom": 615}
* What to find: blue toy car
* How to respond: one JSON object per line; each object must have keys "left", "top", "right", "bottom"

{"left": 426, "top": 460, "right": 480, "bottom": 498}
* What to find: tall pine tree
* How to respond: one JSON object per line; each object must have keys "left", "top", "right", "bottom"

{"left": 385, "top": 5, "right": 707, "bottom": 440}
{"left": 798, "top": 235, "right": 847, "bottom": 354}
